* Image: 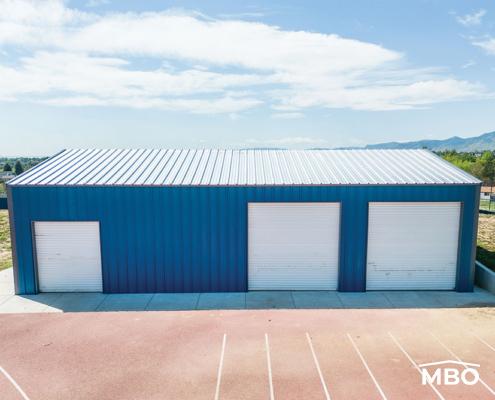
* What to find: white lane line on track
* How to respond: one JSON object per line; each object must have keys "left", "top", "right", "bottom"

{"left": 472, "top": 333, "right": 495, "bottom": 353}
{"left": 430, "top": 332, "right": 495, "bottom": 396}
{"left": 306, "top": 333, "right": 331, "bottom": 400}
{"left": 214, "top": 333, "right": 227, "bottom": 400}
{"left": 0, "top": 365, "right": 31, "bottom": 400}
{"left": 347, "top": 334, "right": 387, "bottom": 400}
{"left": 265, "top": 333, "right": 275, "bottom": 400}
{"left": 387, "top": 332, "right": 445, "bottom": 400}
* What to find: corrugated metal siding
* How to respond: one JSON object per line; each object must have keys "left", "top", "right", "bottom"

{"left": 248, "top": 203, "right": 340, "bottom": 290}
{"left": 9, "top": 184, "right": 479, "bottom": 294}
{"left": 366, "top": 202, "right": 460, "bottom": 290}
{"left": 8, "top": 149, "right": 480, "bottom": 187}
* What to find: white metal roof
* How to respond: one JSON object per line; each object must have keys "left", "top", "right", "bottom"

{"left": 8, "top": 149, "right": 480, "bottom": 186}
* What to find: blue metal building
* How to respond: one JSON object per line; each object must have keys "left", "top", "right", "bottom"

{"left": 7, "top": 149, "right": 481, "bottom": 295}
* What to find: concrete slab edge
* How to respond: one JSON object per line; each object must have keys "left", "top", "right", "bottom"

{"left": 475, "top": 261, "right": 495, "bottom": 295}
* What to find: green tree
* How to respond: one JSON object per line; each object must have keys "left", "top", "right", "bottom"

{"left": 436, "top": 150, "right": 495, "bottom": 181}
{"left": 480, "top": 151, "right": 495, "bottom": 183}
{"left": 469, "top": 160, "right": 484, "bottom": 180}
{"left": 440, "top": 150, "right": 478, "bottom": 176}
{"left": 14, "top": 160, "right": 24, "bottom": 175}
{"left": 3, "top": 163, "right": 11, "bottom": 172}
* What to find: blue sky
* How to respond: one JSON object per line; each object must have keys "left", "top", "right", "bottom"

{"left": 0, "top": 0, "right": 494, "bottom": 156}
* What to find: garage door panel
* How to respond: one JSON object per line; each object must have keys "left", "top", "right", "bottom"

{"left": 34, "top": 222, "right": 103, "bottom": 292}
{"left": 366, "top": 202, "right": 460, "bottom": 290}
{"left": 248, "top": 203, "right": 340, "bottom": 290}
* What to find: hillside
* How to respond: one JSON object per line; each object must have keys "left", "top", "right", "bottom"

{"left": 363, "top": 131, "right": 495, "bottom": 152}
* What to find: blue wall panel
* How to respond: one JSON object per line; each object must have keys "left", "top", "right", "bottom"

{"left": 8, "top": 184, "right": 480, "bottom": 294}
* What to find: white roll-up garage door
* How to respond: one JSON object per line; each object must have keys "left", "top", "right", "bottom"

{"left": 248, "top": 202, "right": 340, "bottom": 290}
{"left": 34, "top": 221, "right": 103, "bottom": 292}
{"left": 366, "top": 202, "right": 460, "bottom": 290}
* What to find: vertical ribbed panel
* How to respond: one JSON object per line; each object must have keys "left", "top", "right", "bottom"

{"left": 366, "top": 202, "right": 460, "bottom": 290}
{"left": 9, "top": 184, "right": 479, "bottom": 294}
{"left": 34, "top": 221, "right": 102, "bottom": 292}
{"left": 248, "top": 203, "right": 340, "bottom": 290}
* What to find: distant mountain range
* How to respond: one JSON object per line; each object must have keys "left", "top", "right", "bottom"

{"left": 358, "top": 130, "right": 495, "bottom": 152}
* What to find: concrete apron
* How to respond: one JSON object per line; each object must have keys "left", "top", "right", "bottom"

{"left": 1, "top": 267, "right": 495, "bottom": 313}
{"left": 0, "top": 289, "right": 494, "bottom": 313}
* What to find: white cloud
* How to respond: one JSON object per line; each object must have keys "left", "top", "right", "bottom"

{"left": 271, "top": 112, "right": 304, "bottom": 119}
{"left": 272, "top": 78, "right": 487, "bottom": 111}
{"left": 42, "top": 95, "right": 261, "bottom": 114}
{"left": 218, "top": 12, "right": 266, "bottom": 19}
{"left": 2, "top": 8, "right": 397, "bottom": 73}
{"left": 0, "top": 0, "right": 490, "bottom": 114}
{"left": 461, "top": 60, "right": 476, "bottom": 69}
{"left": 474, "top": 37, "right": 495, "bottom": 55}
{"left": 0, "top": 51, "right": 264, "bottom": 113}
{"left": 456, "top": 9, "right": 486, "bottom": 26}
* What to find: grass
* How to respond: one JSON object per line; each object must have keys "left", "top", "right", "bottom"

{"left": 480, "top": 199, "right": 495, "bottom": 211}
{"left": 0, "top": 210, "right": 12, "bottom": 271}
{"left": 477, "top": 213, "right": 495, "bottom": 272}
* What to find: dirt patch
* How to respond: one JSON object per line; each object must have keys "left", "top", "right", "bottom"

{"left": 477, "top": 213, "right": 495, "bottom": 272}
{"left": 478, "top": 214, "right": 495, "bottom": 247}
